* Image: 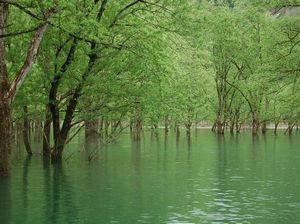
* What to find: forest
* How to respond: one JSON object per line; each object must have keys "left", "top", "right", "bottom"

{"left": 0, "top": 0, "right": 299, "bottom": 179}
{"left": 1, "top": 1, "right": 300, "bottom": 224}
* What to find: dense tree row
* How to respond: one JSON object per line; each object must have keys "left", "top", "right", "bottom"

{"left": 0, "top": 0, "right": 299, "bottom": 176}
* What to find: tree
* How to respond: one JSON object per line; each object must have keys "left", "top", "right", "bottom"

{"left": 0, "top": 1, "right": 51, "bottom": 176}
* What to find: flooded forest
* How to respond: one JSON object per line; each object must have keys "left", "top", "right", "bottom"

{"left": 0, "top": 0, "right": 300, "bottom": 223}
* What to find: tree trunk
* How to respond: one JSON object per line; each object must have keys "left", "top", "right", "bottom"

{"left": 33, "top": 120, "right": 42, "bottom": 143}
{"left": 130, "top": 119, "right": 133, "bottom": 134}
{"left": 0, "top": 3, "right": 10, "bottom": 176}
{"left": 274, "top": 121, "right": 279, "bottom": 135}
{"left": 0, "top": 2, "right": 48, "bottom": 176}
{"left": 104, "top": 120, "right": 110, "bottom": 137}
{"left": 285, "top": 123, "right": 294, "bottom": 135}
{"left": 0, "top": 100, "right": 11, "bottom": 176}
{"left": 216, "top": 120, "right": 224, "bottom": 134}
{"left": 43, "top": 105, "right": 51, "bottom": 156}
{"left": 211, "top": 121, "right": 217, "bottom": 132}
{"left": 235, "top": 109, "right": 240, "bottom": 133}
{"left": 51, "top": 128, "right": 70, "bottom": 163}
{"left": 229, "top": 117, "right": 235, "bottom": 134}
{"left": 252, "top": 114, "right": 259, "bottom": 135}
{"left": 23, "top": 106, "right": 32, "bottom": 155}
{"left": 51, "top": 143, "right": 64, "bottom": 163}
{"left": 85, "top": 120, "right": 98, "bottom": 143}
{"left": 186, "top": 123, "right": 192, "bottom": 138}
{"left": 164, "top": 116, "right": 169, "bottom": 134}
{"left": 261, "top": 122, "right": 267, "bottom": 134}
{"left": 133, "top": 119, "right": 142, "bottom": 142}
{"left": 176, "top": 125, "right": 180, "bottom": 140}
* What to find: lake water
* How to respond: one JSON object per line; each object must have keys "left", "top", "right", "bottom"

{"left": 1, "top": 130, "right": 300, "bottom": 224}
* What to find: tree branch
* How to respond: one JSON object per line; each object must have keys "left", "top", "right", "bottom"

{"left": 0, "top": 23, "right": 45, "bottom": 39}
{"left": 0, "top": 0, "right": 42, "bottom": 20}
{"left": 5, "top": 23, "right": 49, "bottom": 104}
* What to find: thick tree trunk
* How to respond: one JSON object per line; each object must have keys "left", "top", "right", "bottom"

{"left": 0, "top": 100, "right": 11, "bottom": 176}
{"left": 216, "top": 120, "right": 224, "bottom": 134}
{"left": 23, "top": 106, "right": 32, "bottom": 155}
{"left": 51, "top": 143, "right": 64, "bottom": 163}
{"left": 51, "top": 127, "right": 70, "bottom": 162}
{"left": 51, "top": 117, "right": 72, "bottom": 162}
{"left": 0, "top": 3, "right": 10, "bottom": 176}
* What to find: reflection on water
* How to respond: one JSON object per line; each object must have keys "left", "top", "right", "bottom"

{"left": 0, "top": 177, "right": 10, "bottom": 224}
{"left": 1, "top": 130, "right": 300, "bottom": 224}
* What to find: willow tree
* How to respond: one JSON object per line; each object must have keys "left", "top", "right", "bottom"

{"left": 33, "top": 0, "right": 183, "bottom": 161}
{"left": 0, "top": 1, "right": 53, "bottom": 176}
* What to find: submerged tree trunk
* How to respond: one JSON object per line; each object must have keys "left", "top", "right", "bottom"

{"left": 23, "top": 106, "right": 32, "bottom": 155}
{"left": 252, "top": 112, "right": 259, "bottom": 135}
{"left": 211, "top": 122, "right": 217, "bottom": 132}
{"left": 185, "top": 123, "right": 192, "bottom": 138}
{"left": 164, "top": 116, "right": 169, "bottom": 134}
{"left": 274, "top": 120, "right": 280, "bottom": 135}
{"left": 51, "top": 141, "right": 64, "bottom": 163}
{"left": 285, "top": 123, "right": 295, "bottom": 135}
{"left": 229, "top": 115, "right": 235, "bottom": 134}
{"left": 34, "top": 120, "right": 42, "bottom": 143}
{"left": 235, "top": 109, "right": 241, "bottom": 133}
{"left": 131, "top": 101, "right": 142, "bottom": 141}
{"left": 216, "top": 120, "right": 224, "bottom": 135}
{"left": 261, "top": 122, "right": 267, "bottom": 135}
{"left": 130, "top": 119, "right": 133, "bottom": 134}
{"left": 215, "top": 106, "right": 225, "bottom": 135}
{"left": 133, "top": 118, "right": 142, "bottom": 142}
{"left": 104, "top": 120, "right": 110, "bottom": 137}
{"left": 85, "top": 120, "right": 99, "bottom": 143}
{"left": 43, "top": 105, "right": 52, "bottom": 156}
{"left": 176, "top": 125, "right": 180, "bottom": 140}
{"left": 51, "top": 100, "right": 78, "bottom": 162}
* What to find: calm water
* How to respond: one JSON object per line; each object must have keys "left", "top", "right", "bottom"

{"left": 1, "top": 130, "right": 300, "bottom": 224}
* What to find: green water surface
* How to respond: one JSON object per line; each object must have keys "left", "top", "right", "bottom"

{"left": 1, "top": 130, "right": 300, "bottom": 224}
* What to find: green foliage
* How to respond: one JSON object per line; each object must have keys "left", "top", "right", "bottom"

{"left": 7, "top": 0, "right": 300, "bottom": 132}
